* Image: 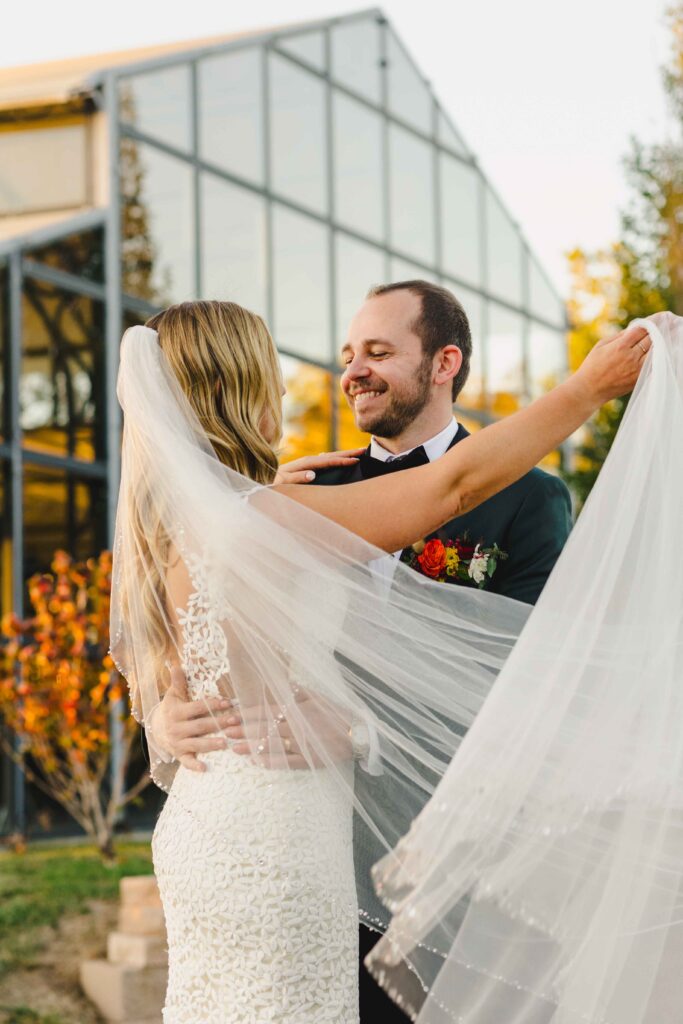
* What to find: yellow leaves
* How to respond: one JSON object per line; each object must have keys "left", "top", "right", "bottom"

{"left": 51, "top": 550, "right": 72, "bottom": 575}
{"left": 566, "top": 247, "right": 622, "bottom": 373}
{"left": 0, "top": 547, "right": 127, "bottom": 764}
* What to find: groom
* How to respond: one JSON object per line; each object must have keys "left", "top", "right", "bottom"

{"left": 151, "top": 279, "right": 572, "bottom": 1022}
{"left": 320, "top": 280, "right": 571, "bottom": 604}
{"left": 316, "top": 280, "right": 572, "bottom": 1021}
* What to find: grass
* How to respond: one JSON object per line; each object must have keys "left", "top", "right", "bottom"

{"left": 0, "top": 1009, "right": 66, "bottom": 1024}
{"left": 0, "top": 842, "right": 154, "bottom": 978}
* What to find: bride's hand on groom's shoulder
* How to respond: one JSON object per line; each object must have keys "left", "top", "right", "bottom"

{"left": 273, "top": 448, "right": 365, "bottom": 486}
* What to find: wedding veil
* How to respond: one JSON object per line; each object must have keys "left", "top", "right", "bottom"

{"left": 111, "top": 312, "right": 682, "bottom": 1024}
{"left": 110, "top": 323, "right": 528, "bottom": 945}
{"left": 367, "top": 311, "right": 683, "bottom": 1023}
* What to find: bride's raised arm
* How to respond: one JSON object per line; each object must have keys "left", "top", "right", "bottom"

{"left": 275, "top": 324, "right": 651, "bottom": 552}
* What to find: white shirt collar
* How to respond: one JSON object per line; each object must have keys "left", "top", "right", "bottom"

{"left": 370, "top": 418, "right": 460, "bottom": 463}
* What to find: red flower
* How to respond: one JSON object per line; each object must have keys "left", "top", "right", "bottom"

{"left": 417, "top": 539, "right": 447, "bottom": 579}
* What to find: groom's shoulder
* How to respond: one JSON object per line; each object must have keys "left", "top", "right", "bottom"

{"left": 311, "top": 464, "right": 362, "bottom": 487}
{"left": 502, "top": 466, "right": 572, "bottom": 522}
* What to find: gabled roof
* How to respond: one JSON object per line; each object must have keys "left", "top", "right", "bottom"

{"left": 0, "top": 15, "right": 329, "bottom": 113}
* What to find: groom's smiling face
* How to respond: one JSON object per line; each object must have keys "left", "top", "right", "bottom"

{"left": 341, "top": 290, "right": 433, "bottom": 437}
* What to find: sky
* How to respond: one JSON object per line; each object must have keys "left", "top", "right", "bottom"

{"left": 1, "top": 0, "right": 674, "bottom": 296}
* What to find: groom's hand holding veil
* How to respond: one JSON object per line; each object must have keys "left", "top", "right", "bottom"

{"left": 150, "top": 668, "right": 354, "bottom": 771}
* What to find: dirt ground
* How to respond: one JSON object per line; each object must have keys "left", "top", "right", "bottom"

{"left": 0, "top": 900, "right": 117, "bottom": 1024}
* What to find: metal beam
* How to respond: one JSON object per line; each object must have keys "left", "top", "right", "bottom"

{"left": 8, "top": 250, "right": 25, "bottom": 832}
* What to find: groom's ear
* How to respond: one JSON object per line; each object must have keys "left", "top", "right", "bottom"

{"left": 433, "top": 345, "right": 463, "bottom": 387}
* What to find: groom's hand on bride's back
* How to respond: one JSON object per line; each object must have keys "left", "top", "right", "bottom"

{"left": 151, "top": 667, "right": 236, "bottom": 773}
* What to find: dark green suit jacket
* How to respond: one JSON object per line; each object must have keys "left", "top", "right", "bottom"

{"left": 314, "top": 423, "right": 572, "bottom": 605}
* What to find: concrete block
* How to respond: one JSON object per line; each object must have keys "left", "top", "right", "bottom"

{"left": 120, "top": 876, "right": 162, "bottom": 908}
{"left": 118, "top": 904, "right": 166, "bottom": 936}
{"left": 80, "top": 958, "right": 167, "bottom": 1022}
{"left": 108, "top": 930, "right": 167, "bottom": 968}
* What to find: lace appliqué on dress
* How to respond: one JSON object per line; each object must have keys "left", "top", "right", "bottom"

{"left": 176, "top": 554, "right": 231, "bottom": 702}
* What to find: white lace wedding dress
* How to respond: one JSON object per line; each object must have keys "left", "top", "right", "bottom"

{"left": 151, "top": 567, "right": 360, "bottom": 1024}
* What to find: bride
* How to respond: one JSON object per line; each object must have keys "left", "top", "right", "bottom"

{"left": 110, "top": 299, "right": 651, "bottom": 1024}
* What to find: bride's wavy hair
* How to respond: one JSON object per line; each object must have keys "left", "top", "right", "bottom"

{"left": 124, "top": 300, "right": 283, "bottom": 691}
{"left": 145, "top": 300, "right": 282, "bottom": 483}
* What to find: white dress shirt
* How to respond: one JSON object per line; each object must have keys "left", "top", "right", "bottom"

{"left": 369, "top": 417, "right": 460, "bottom": 469}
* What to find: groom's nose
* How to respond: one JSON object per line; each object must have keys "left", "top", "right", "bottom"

{"left": 342, "top": 357, "right": 371, "bottom": 386}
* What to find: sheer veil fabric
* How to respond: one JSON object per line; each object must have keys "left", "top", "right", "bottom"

{"left": 110, "top": 323, "right": 529, "bottom": 946}
{"left": 110, "top": 312, "right": 680, "bottom": 1024}
{"left": 367, "top": 312, "right": 683, "bottom": 1023}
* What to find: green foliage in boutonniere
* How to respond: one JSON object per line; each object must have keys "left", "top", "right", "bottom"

{"left": 401, "top": 534, "right": 508, "bottom": 587}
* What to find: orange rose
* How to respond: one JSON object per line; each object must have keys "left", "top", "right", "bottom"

{"left": 417, "top": 539, "right": 447, "bottom": 579}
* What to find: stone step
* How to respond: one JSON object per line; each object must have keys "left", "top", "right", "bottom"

{"left": 118, "top": 904, "right": 166, "bottom": 936}
{"left": 80, "top": 958, "right": 167, "bottom": 1022}
{"left": 120, "top": 875, "right": 162, "bottom": 908}
{"left": 108, "top": 930, "right": 168, "bottom": 968}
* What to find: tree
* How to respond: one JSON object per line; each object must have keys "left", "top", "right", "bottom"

{"left": 0, "top": 551, "right": 150, "bottom": 860}
{"left": 563, "top": 4, "right": 683, "bottom": 506}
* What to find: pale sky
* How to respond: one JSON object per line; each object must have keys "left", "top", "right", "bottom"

{"left": 1, "top": 0, "right": 673, "bottom": 296}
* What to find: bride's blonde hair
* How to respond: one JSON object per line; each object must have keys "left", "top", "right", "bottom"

{"left": 125, "top": 300, "right": 284, "bottom": 696}
{"left": 145, "top": 300, "right": 282, "bottom": 483}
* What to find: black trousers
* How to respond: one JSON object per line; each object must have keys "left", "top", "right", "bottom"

{"left": 359, "top": 923, "right": 408, "bottom": 1022}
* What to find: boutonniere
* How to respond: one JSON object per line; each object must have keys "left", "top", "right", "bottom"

{"left": 401, "top": 534, "right": 508, "bottom": 587}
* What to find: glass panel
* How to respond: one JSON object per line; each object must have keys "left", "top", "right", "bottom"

{"left": 389, "top": 258, "right": 437, "bottom": 283}
{"left": 437, "top": 109, "right": 468, "bottom": 156}
{"left": 199, "top": 48, "right": 263, "bottom": 185}
{"left": 335, "top": 234, "right": 386, "bottom": 348}
{"left": 336, "top": 385, "right": 370, "bottom": 451}
{"left": 123, "top": 308, "right": 148, "bottom": 331}
{"left": 277, "top": 30, "right": 326, "bottom": 71}
{"left": 119, "top": 65, "right": 192, "bottom": 153}
{"left": 486, "top": 187, "right": 522, "bottom": 306}
{"left": 0, "top": 120, "right": 88, "bottom": 216}
{"left": 456, "top": 414, "right": 486, "bottom": 434}
{"left": 487, "top": 303, "right": 525, "bottom": 417}
{"left": 281, "top": 355, "right": 332, "bottom": 459}
{"left": 23, "top": 466, "right": 106, "bottom": 582}
{"left": 331, "top": 15, "right": 382, "bottom": 103}
{"left": 0, "top": 263, "right": 7, "bottom": 442}
{"left": 121, "top": 140, "right": 194, "bottom": 305}
{"left": 440, "top": 154, "right": 481, "bottom": 286}
{"left": 21, "top": 282, "right": 105, "bottom": 461}
{"left": 530, "top": 258, "right": 565, "bottom": 327}
{"left": 529, "top": 323, "right": 566, "bottom": 399}
{"left": 272, "top": 205, "right": 330, "bottom": 362}
{"left": 200, "top": 174, "right": 267, "bottom": 316}
{"left": 269, "top": 53, "right": 327, "bottom": 215}
{"left": 387, "top": 31, "right": 432, "bottom": 134}
{"left": 389, "top": 124, "right": 435, "bottom": 265}
{"left": 27, "top": 227, "right": 105, "bottom": 284}
{"left": 447, "top": 282, "right": 485, "bottom": 411}
{"left": 333, "top": 92, "right": 384, "bottom": 242}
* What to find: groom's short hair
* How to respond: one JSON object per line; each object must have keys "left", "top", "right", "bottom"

{"left": 366, "top": 280, "right": 472, "bottom": 401}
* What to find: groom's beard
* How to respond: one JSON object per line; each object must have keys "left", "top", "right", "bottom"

{"left": 349, "top": 357, "right": 433, "bottom": 438}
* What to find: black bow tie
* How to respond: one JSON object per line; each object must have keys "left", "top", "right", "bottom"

{"left": 358, "top": 445, "right": 430, "bottom": 479}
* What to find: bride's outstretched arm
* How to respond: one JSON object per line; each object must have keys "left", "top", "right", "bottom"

{"left": 275, "top": 324, "right": 651, "bottom": 552}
